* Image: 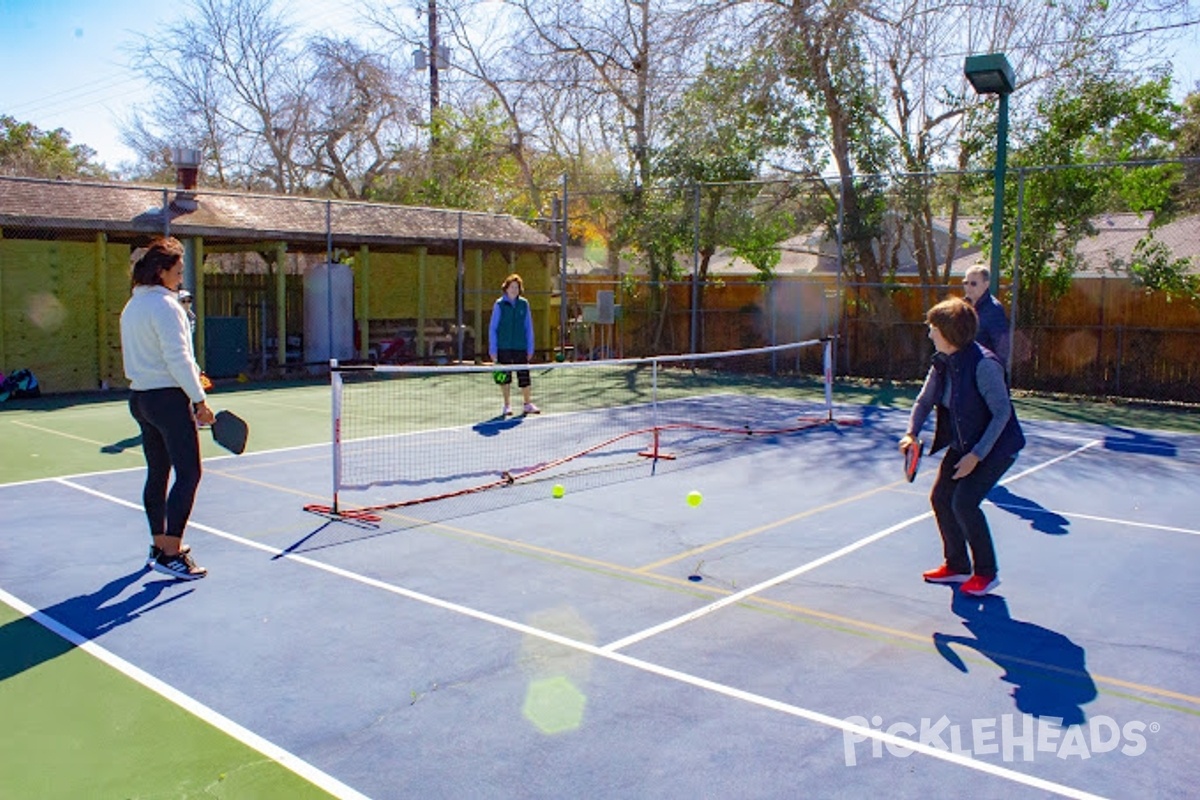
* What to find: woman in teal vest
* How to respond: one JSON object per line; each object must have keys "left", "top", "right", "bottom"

{"left": 488, "top": 273, "right": 540, "bottom": 416}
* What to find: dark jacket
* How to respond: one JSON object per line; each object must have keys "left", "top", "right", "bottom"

{"left": 973, "top": 290, "right": 1011, "bottom": 366}
{"left": 931, "top": 343, "right": 1025, "bottom": 462}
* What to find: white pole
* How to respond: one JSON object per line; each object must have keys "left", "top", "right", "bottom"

{"left": 331, "top": 360, "right": 343, "bottom": 512}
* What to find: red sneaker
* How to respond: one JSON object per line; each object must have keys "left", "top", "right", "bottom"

{"left": 960, "top": 575, "right": 1000, "bottom": 596}
{"left": 922, "top": 564, "right": 970, "bottom": 584}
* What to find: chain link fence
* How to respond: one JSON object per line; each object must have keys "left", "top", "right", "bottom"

{"left": 0, "top": 177, "right": 554, "bottom": 393}
{"left": 3, "top": 161, "right": 1198, "bottom": 402}
{"left": 557, "top": 162, "right": 1200, "bottom": 403}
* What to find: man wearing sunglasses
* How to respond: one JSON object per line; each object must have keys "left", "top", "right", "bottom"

{"left": 961, "top": 264, "right": 1011, "bottom": 374}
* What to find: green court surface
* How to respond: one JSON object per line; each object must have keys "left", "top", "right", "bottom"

{"left": 0, "top": 600, "right": 333, "bottom": 799}
{"left": 1, "top": 381, "right": 340, "bottom": 799}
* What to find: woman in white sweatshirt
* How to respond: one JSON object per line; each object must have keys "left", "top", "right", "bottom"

{"left": 120, "top": 236, "right": 214, "bottom": 580}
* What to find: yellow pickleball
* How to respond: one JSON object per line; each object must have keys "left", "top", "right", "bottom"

{"left": 686, "top": 490, "right": 703, "bottom": 507}
{"left": 552, "top": 484, "right": 565, "bottom": 499}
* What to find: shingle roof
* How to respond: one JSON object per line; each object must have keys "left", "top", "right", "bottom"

{"left": 0, "top": 176, "right": 556, "bottom": 253}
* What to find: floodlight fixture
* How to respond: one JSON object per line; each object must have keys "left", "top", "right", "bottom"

{"left": 964, "top": 53, "right": 1016, "bottom": 295}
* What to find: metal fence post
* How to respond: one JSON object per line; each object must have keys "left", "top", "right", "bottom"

{"left": 560, "top": 173, "right": 569, "bottom": 357}
{"left": 835, "top": 178, "right": 847, "bottom": 376}
{"left": 691, "top": 181, "right": 701, "bottom": 354}
{"left": 326, "top": 200, "right": 334, "bottom": 366}
{"left": 1008, "top": 168, "right": 1026, "bottom": 384}
{"left": 457, "top": 210, "right": 465, "bottom": 362}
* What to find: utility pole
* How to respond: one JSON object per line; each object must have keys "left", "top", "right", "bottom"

{"left": 428, "top": 0, "right": 440, "bottom": 122}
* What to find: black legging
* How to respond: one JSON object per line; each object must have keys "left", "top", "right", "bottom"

{"left": 930, "top": 447, "right": 1016, "bottom": 579}
{"left": 129, "top": 388, "right": 202, "bottom": 539}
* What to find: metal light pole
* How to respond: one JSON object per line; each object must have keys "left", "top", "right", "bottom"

{"left": 964, "top": 53, "right": 1016, "bottom": 297}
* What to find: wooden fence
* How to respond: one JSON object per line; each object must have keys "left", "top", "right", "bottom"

{"left": 564, "top": 274, "right": 1200, "bottom": 403}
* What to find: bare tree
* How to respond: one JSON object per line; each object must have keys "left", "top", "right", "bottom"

{"left": 125, "top": 0, "right": 420, "bottom": 195}
{"left": 128, "top": 0, "right": 309, "bottom": 190}
{"left": 302, "top": 37, "right": 423, "bottom": 198}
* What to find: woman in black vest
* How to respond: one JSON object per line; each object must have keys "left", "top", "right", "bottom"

{"left": 900, "top": 297, "right": 1025, "bottom": 596}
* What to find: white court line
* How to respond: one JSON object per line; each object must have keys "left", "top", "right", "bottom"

{"left": 603, "top": 439, "right": 1103, "bottom": 653}
{"left": 604, "top": 511, "right": 933, "bottom": 651}
{"left": 990, "top": 503, "right": 1200, "bottom": 537}
{"left": 45, "top": 475, "right": 1107, "bottom": 800}
{"left": 0, "top": 587, "right": 371, "bottom": 800}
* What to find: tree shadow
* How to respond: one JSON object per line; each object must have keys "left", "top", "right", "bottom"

{"left": 932, "top": 592, "right": 1097, "bottom": 726}
{"left": 987, "top": 485, "right": 1071, "bottom": 535}
{"left": 0, "top": 569, "right": 193, "bottom": 683}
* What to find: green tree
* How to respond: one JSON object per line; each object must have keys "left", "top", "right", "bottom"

{"left": 0, "top": 116, "right": 109, "bottom": 179}
{"left": 366, "top": 102, "right": 529, "bottom": 212}
{"left": 1171, "top": 89, "right": 1200, "bottom": 211}
{"left": 648, "top": 53, "right": 800, "bottom": 348}
{"left": 1120, "top": 237, "right": 1200, "bottom": 301}
{"left": 1007, "top": 74, "right": 1180, "bottom": 322}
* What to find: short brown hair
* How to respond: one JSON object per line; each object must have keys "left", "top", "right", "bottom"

{"left": 501, "top": 273, "right": 523, "bottom": 293}
{"left": 926, "top": 297, "right": 978, "bottom": 350}
{"left": 131, "top": 237, "right": 185, "bottom": 287}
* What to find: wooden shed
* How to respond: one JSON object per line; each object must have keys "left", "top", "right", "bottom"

{"left": 0, "top": 176, "right": 558, "bottom": 393}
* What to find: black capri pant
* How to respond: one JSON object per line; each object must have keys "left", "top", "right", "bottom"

{"left": 496, "top": 348, "right": 532, "bottom": 388}
{"left": 129, "top": 387, "right": 202, "bottom": 539}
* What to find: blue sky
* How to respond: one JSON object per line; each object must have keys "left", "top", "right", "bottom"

{"left": 0, "top": 0, "right": 362, "bottom": 170}
{"left": 3, "top": 1, "right": 1200, "bottom": 173}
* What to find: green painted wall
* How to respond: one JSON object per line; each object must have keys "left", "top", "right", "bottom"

{"left": 366, "top": 252, "right": 459, "bottom": 319}
{"left": 0, "top": 239, "right": 552, "bottom": 393}
{"left": 0, "top": 238, "right": 130, "bottom": 393}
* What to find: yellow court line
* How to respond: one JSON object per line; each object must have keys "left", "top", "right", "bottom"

{"left": 10, "top": 418, "right": 131, "bottom": 448}
{"left": 203, "top": 468, "right": 328, "bottom": 502}
{"left": 744, "top": 594, "right": 1200, "bottom": 709}
{"left": 45, "top": 453, "right": 1200, "bottom": 713}
{"left": 231, "top": 397, "right": 329, "bottom": 415}
{"left": 116, "top": 453, "right": 1200, "bottom": 712}
{"left": 370, "top": 499, "right": 1200, "bottom": 711}
{"left": 636, "top": 479, "right": 911, "bottom": 572}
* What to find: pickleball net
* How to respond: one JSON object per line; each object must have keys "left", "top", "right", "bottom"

{"left": 304, "top": 338, "right": 840, "bottom": 523}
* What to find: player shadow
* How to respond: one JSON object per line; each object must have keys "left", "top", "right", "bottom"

{"left": 1103, "top": 427, "right": 1178, "bottom": 458}
{"left": 472, "top": 416, "right": 526, "bottom": 436}
{"left": 0, "top": 569, "right": 193, "bottom": 683}
{"left": 101, "top": 434, "right": 142, "bottom": 454}
{"left": 932, "top": 591, "right": 1096, "bottom": 726}
{"left": 987, "top": 485, "right": 1071, "bottom": 535}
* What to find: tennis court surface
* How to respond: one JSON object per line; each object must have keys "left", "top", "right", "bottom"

{"left": 1, "top": 369, "right": 1197, "bottom": 798}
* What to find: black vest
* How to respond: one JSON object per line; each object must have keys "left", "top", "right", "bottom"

{"left": 931, "top": 343, "right": 1025, "bottom": 461}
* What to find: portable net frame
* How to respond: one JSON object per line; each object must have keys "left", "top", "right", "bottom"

{"left": 304, "top": 339, "right": 838, "bottom": 524}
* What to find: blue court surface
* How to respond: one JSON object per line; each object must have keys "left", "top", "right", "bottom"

{"left": 1, "top": 404, "right": 1197, "bottom": 799}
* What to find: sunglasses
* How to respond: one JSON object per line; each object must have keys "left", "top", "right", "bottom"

{"left": 962, "top": 280, "right": 980, "bottom": 287}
